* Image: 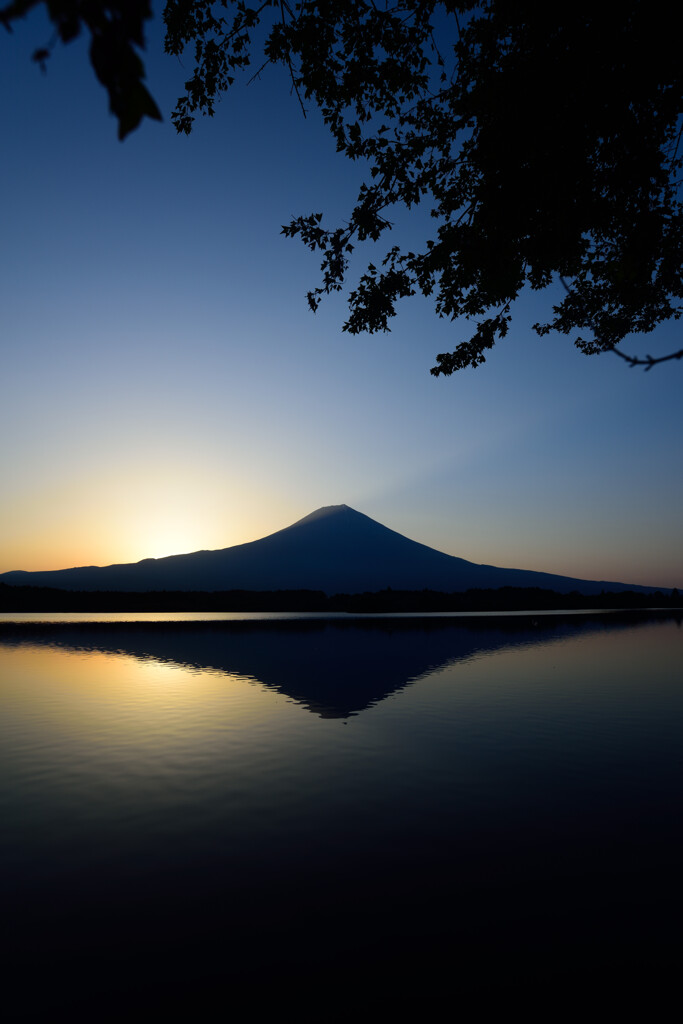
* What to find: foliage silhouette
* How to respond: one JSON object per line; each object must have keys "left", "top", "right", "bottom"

{"left": 2, "top": 0, "right": 161, "bottom": 138}
{"left": 4, "top": 1, "right": 683, "bottom": 371}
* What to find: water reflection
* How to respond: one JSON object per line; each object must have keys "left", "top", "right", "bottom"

{"left": 1, "top": 611, "right": 681, "bottom": 1016}
{"left": 0, "top": 610, "right": 676, "bottom": 718}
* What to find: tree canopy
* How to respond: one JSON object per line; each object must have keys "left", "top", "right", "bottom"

{"left": 4, "top": 1, "right": 683, "bottom": 372}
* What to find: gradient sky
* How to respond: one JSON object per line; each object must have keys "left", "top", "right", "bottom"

{"left": 1, "top": 10, "right": 682, "bottom": 589}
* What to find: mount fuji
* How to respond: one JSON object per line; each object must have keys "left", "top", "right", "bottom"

{"left": 0, "top": 504, "right": 663, "bottom": 595}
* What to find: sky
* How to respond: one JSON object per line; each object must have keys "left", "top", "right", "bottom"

{"left": 1, "top": 8, "right": 681, "bottom": 589}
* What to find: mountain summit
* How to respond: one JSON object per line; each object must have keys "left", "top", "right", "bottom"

{"left": 0, "top": 504, "right": 662, "bottom": 595}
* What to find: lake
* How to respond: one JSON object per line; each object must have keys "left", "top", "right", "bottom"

{"left": 1, "top": 610, "right": 681, "bottom": 1016}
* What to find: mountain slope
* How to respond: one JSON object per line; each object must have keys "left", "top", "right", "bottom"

{"left": 0, "top": 504, "right": 663, "bottom": 594}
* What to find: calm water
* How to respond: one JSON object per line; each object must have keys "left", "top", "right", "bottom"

{"left": 1, "top": 611, "right": 681, "bottom": 1014}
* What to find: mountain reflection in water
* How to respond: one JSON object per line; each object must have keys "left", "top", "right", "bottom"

{"left": 1, "top": 611, "right": 681, "bottom": 1016}
{"left": 0, "top": 610, "right": 673, "bottom": 718}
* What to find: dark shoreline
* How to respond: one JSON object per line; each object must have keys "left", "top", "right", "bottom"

{"left": 0, "top": 580, "right": 680, "bottom": 613}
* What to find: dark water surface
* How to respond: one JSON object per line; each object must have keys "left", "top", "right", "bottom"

{"left": 1, "top": 612, "right": 681, "bottom": 1015}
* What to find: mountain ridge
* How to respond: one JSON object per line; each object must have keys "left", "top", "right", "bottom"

{"left": 0, "top": 504, "right": 668, "bottom": 595}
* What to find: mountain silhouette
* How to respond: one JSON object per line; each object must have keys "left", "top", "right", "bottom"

{"left": 0, "top": 503, "right": 664, "bottom": 594}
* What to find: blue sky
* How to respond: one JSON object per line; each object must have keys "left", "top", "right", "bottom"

{"left": 1, "top": 9, "right": 681, "bottom": 588}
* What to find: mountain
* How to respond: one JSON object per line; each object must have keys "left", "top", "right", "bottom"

{"left": 0, "top": 504, "right": 665, "bottom": 595}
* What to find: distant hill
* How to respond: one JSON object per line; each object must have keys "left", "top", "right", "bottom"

{"left": 0, "top": 504, "right": 667, "bottom": 595}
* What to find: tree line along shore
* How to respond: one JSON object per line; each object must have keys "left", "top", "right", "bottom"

{"left": 0, "top": 582, "right": 679, "bottom": 613}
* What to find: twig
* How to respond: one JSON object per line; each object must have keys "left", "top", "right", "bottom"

{"left": 610, "top": 346, "right": 683, "bottom": 370}
{"left": 279, "top": 0, "right": 307, "bottom": 117}
{"left": 559, "top": 275, "right": 682, "bottom": 371}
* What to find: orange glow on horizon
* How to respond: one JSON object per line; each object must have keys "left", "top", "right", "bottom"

{"left": 0, "top": 480, "right": 678, "bottom": 589}
{"left": 0, "top": 467, "right": 298, "bottom": 574}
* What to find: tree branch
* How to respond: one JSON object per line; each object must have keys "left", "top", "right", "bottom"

{"left": 558, "top": 276, "right": 682, "bottom": 371}
{"left": 610, "top": 346, "right": 683, "bottom": 370}
{"left": 278, "top": 0, "right": 307, "bottom": 118}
